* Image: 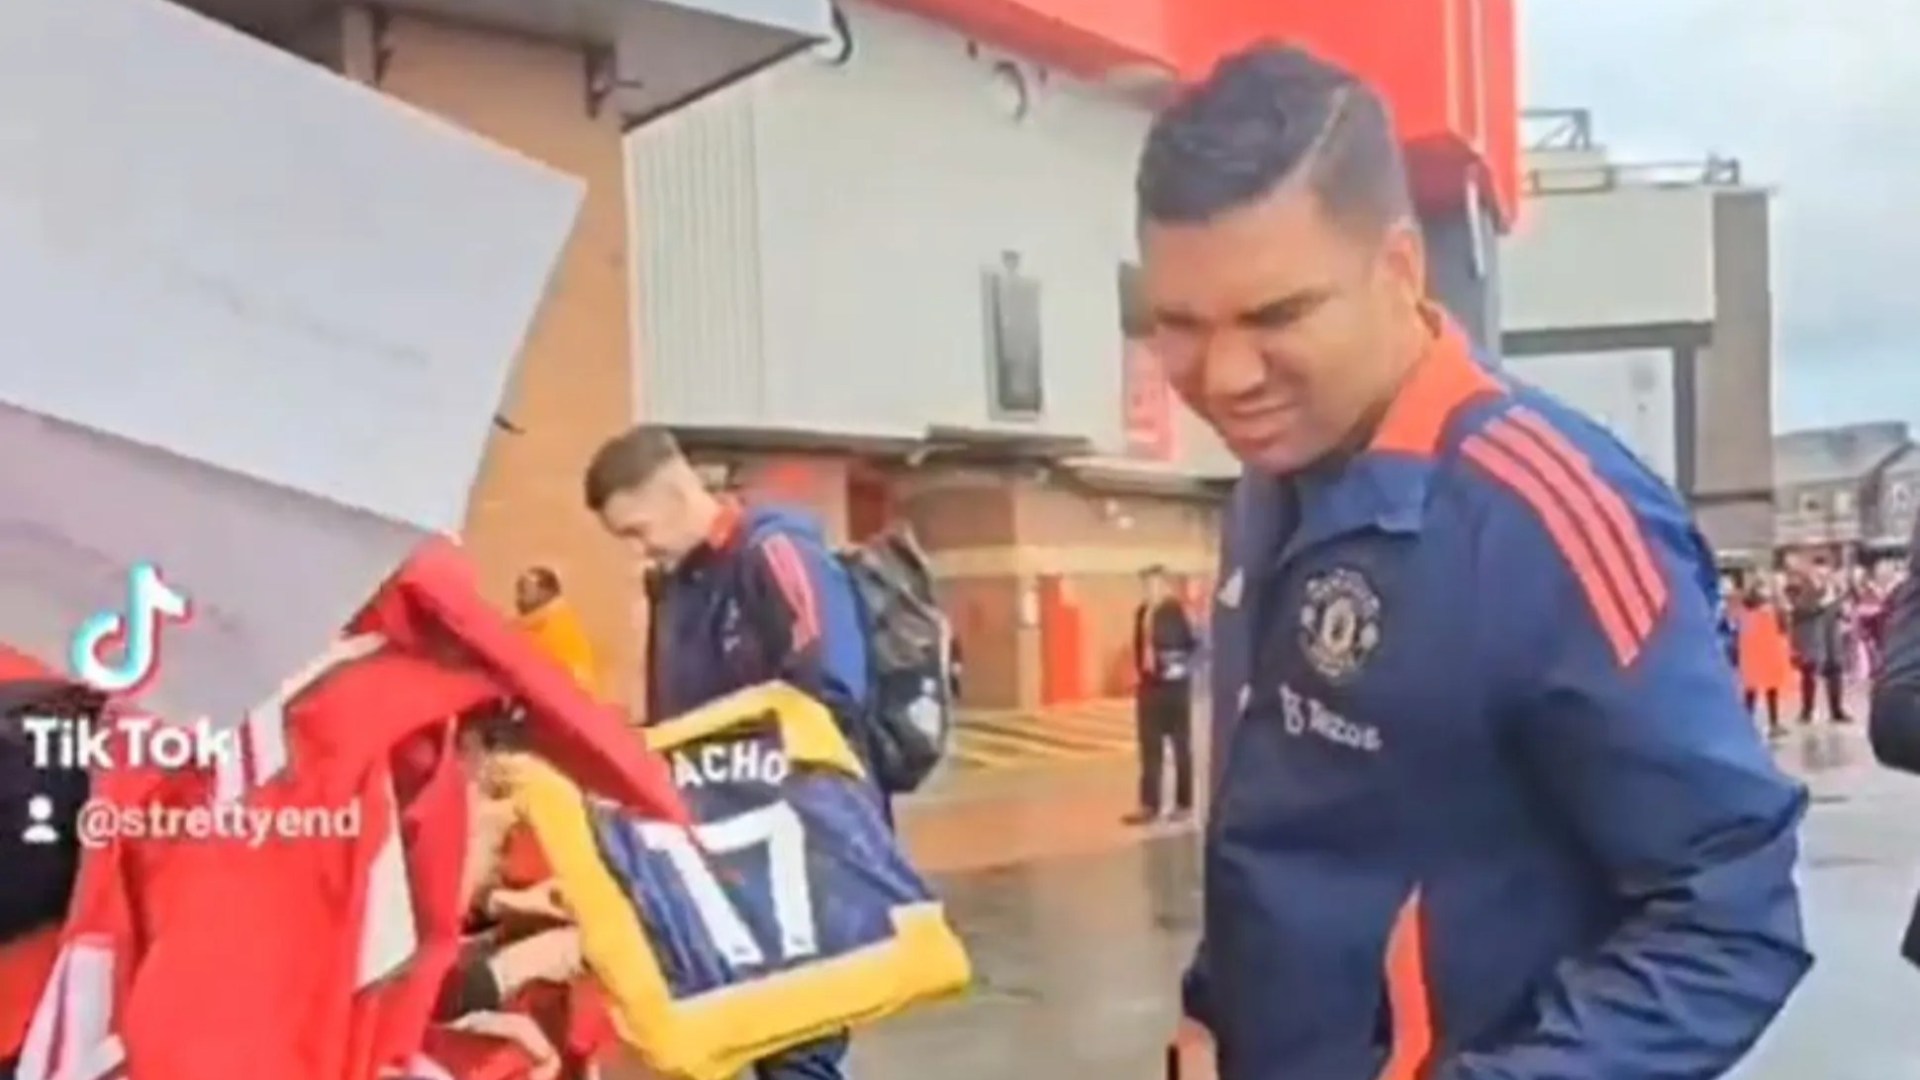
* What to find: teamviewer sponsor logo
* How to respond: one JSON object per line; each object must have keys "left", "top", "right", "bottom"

{"left": 1279, "top": 684, "right": 1382, "bottom": 754}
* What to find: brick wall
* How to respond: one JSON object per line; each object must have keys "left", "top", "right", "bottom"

{"left": 339, "top": 12, "right": 640, "bottom": 705}
{"left": 897, "top": 467, "right": 1220, "bottom": 710}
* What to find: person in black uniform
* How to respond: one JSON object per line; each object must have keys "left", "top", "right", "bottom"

{"left": 1869, "top": 519, "right": 1920, "bottom": 964}
{"left": 1870, "top": 527, "right": 1920, "bottom": 771}
{"left": 1126, "top": 566, "right": 1199, "bottom": 825}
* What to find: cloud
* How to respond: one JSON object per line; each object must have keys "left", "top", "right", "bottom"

{"left": 1522, "top": 2, "right": 1920, "bottom": 427}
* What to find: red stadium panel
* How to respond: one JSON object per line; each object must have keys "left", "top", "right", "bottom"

{"left": 1171, "top": 0, "right": 1518, "bottom": 227}
{"left": 871, "top": 0, "right": 1176, "bottom": 79}
{"left": 869, "top": 0, "right": 1518, "bottom": 227}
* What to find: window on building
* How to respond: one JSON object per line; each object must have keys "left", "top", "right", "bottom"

{"left": 982, "top": 252, "right": 1043, "bottom": 419}
{"left": 1893, "top": 481, "right": 1920, "bottom": 541}
{"left": 1799, "top": 491, "right": 1823, "bottom": 515}
{"left": 1833, "top": 490, "right": 1855, "bottom": 514}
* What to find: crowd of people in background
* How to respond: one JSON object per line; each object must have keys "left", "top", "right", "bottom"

{"left": 1726, "top": 555, "right": 1908, "bottom": 737}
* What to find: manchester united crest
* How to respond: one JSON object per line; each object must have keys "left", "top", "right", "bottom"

{"left": 1298, "top": 568, "right": 1382, "bottom": 683}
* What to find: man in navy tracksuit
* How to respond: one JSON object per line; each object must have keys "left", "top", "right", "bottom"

{"left": 1139, "top": 45, "right": 1809, "bottom": 1078}
{"left": 585, "top": 425, "right": 868, "bottom": 1080}
{"left": 1869, "top": 515, "right": 1920, "bottom": 965}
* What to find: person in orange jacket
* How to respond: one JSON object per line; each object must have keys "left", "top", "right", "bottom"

{"left": 514, "top": 567, "right": 599, "bottom": 694}
{"left": 1737, "top": 576, "right": 1795, "bottom": 738}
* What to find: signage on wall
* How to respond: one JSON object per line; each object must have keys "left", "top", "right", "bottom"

{"left": 1122, "top": 341, "right": 1177, "bottom": 462}
{"left": 983, "top": 252, "right": 1045, "bottom": 419}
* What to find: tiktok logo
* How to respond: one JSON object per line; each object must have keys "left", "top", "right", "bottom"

{"left": 67, "top": 562, "right": 192, "bottom": 694}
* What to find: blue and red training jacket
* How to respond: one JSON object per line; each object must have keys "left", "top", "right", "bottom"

{"left": 1188, "top": 319, "right": 1810, "bottom": 1079}
{"left": 648, "top": 500, "right": 870, "bottom": 752}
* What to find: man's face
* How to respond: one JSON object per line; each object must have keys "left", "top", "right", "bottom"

{"left": 1141, "top": 182, "right": 1425, "bottom": 472}
{"left": 454, "top": 724, "right": 506, "bottom": 807}
{"left": 1144, "top": 573, "right": 1170, "bottom": 604}
{"left": 596, "top": 478, "right": 697, "bottom": 570}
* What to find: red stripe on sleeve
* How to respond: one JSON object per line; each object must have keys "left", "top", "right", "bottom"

{"left": 1463, "top": 433, "right": 1648, "bottom": 666}
{"left": 1506, "top": 408, "right": 1669, "bottom": 616}
{"left": 758, "top": 535, "right": 821, "bottom": 651}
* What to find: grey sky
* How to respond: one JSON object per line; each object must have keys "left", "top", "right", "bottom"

{"left": 1522, "top": 1, "right": 1920, "bottom": 432}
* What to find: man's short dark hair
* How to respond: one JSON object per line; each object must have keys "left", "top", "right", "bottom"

{"left": 584, "top": 425, "right": 683, "bottom": 512}
{"left": 521, "top": 565, "right": 561, "bottom": 593}
{"left": 461, "top": 698, "right": 530, "bottom": 751}
{"left": 1136, "top": 41, "right": 1411, "bottom": 233}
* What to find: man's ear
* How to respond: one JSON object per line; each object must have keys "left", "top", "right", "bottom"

{"left": 658, "top": 458, "right": 705, "bottom": 511}
{"left": 1378, "top": 217, "right": 1427, "bottom": 309}
{"left": 646, "top": 471, "right": 684, "bottom": 515}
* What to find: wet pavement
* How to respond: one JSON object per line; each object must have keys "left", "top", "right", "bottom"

{"left": 1742, "top": 729, "right": 1920, "bottom": 1080}
{"left": 859, "top": 726, "right": 1920, "bottom": 1079}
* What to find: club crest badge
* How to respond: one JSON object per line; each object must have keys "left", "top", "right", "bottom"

{"left": 1298, "top": 568, "right": 1381, "bottom": 683}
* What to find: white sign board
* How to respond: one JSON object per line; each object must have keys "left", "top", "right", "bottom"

{"left": 0, "top": 0, "right": 585, "bottom": 722}
{"left": 1512, "top": 350, "right": 1679, "bottom": 486}
{"left": 1501, "top": 183, "right": 1718, "bottom": 333}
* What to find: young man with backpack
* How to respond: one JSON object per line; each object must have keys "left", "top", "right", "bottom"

{"left": 584, "top": 425, "right": 955, "bottom": 1080}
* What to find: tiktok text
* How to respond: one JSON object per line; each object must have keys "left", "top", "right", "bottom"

{"left": 20, "top": 714, "right": 238, "bottom": 772}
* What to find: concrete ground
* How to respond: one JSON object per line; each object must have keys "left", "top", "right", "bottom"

{"left": 855, "top": 722, "right": 1920, "bottom": 1079}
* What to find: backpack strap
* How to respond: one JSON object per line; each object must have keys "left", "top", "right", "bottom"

{"left": 642, "top": 568, "right": 664, "bottom": 724}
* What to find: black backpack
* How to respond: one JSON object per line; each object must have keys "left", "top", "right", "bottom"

{"left": 838, "top": 528, "right": 955, "bottom": 794}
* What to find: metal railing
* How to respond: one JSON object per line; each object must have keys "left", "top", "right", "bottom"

{"left": 1521, "top": 108, "right": 1594, "bottom": 151}
{"left": 1523, "top": 156, "right": 1744, "bottom": 195}
{"left": 1521, "top": 107, "right": 1745, "bottom": 194}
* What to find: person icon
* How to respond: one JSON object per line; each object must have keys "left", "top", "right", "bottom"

{"left": 22, "top": 794, "right": 59, "bottom": 845}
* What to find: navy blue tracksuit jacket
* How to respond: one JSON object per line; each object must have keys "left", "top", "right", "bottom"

{"left": 1188, "top": 318, "right": 1809, "bottom": 1079}
{"left": 1871, "top": 517, "right": 1920, "bottom": 774}
{"left": 650, "top": 501, "right": 869, "bottom": 738}
{"left": 647, "top": 500, "right": 871, "bottom": 1080}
